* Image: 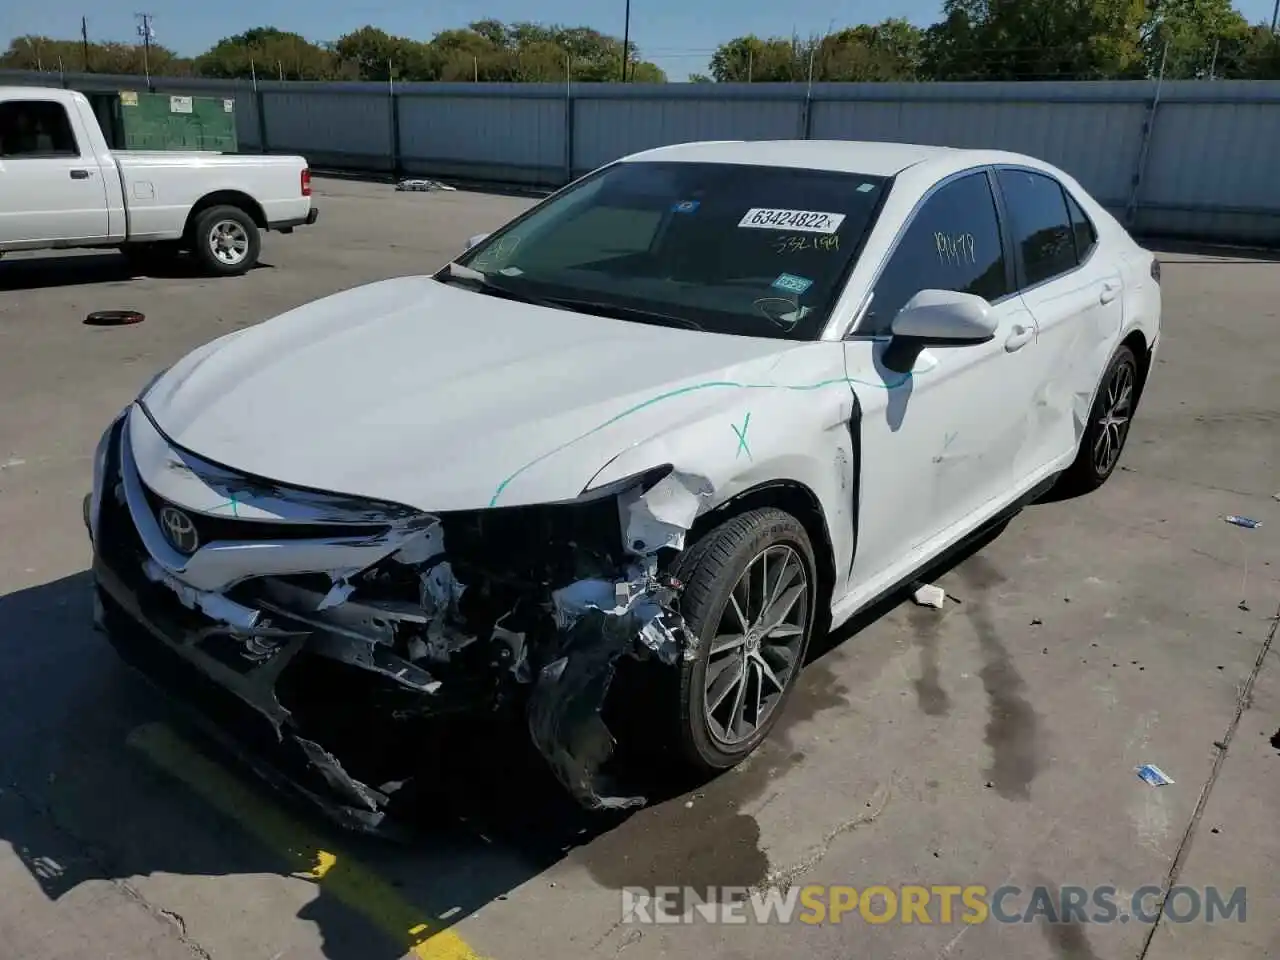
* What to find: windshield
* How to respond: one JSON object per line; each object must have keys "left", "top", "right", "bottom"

{"left": 445, "top": 161, "right": 889, "bottom": 340}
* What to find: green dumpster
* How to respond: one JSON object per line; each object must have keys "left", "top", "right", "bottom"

{"left": 118, "top": 90, "right": 238, "bottom": 152}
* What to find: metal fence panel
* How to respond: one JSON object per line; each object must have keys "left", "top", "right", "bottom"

{"left": 262, "top": 88, "right": 393, "bottom": 170}
{"left": 398, "top": 93, "right": 565, "bottom": 183}
{"left": 810, "top": 98, "right": 1146, "bottom": 206}
{"left": 3, "top": 69, "right": 1278, "bottom": 242}
{"left": 571, "top": 94, "right": 803, "bottom": 174}
{"left": 1142, "top": 101, "right": 1280, "bottom": 212}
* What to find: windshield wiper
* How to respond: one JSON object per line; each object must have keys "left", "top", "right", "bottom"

{"left": 440, "top": 263, "right": 704, "bottom": 331}
{"left": 438, "top": 262, "right": 566, "bottom": 310}
{"left": 538, "top": 297, "right": 704, "bottom": 331}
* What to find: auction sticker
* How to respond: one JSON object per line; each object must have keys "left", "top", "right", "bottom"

{"left": 771, "top": 272, "right": 813, "bottom": 295}
{"left": 739, "top": 208, "right": 845, "bottom": 234}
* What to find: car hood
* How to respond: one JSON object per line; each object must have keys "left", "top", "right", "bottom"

{"left": 141, "top": 276, "right": 793, "bottom": 511}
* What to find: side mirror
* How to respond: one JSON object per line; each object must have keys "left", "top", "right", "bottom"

{"left": 890, "top": 289, "right": 996, "bottom": 343}
{"left": 464, "top": 232, "right": 490, "bottom": 251}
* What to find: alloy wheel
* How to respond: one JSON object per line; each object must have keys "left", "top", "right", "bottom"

{"left": 702, "top": 544, "right": 810, "bottom": 746}
{"left": 209, "top": 220, "right": 250, "bottom": 266}
{"left": 1092, "top": 358, "right": 1135, "bottom": 475}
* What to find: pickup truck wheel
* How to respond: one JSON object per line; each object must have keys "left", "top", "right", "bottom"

{"left": 668, "top": 508, "right": 818, "bottom": 772}
{"left": 192, "top": 205, "right": 260, "bottom": 277}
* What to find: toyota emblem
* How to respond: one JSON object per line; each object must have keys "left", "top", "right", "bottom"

{"left": 158, "top": 505, "right": 200, "bottom": 554}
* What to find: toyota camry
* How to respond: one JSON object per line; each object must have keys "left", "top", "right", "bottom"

{"left": 86, "top": 139, "right": 1161, "bottom": 828}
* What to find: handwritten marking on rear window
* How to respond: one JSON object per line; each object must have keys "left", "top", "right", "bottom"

{"left": 739, "top": 208, "right": 846, "bottom": 234}
{"left": 771, "top": 234, "right": 840, "bottom": 254}
{"left": 935, "top": 231, "right": 976, "bottom": 266}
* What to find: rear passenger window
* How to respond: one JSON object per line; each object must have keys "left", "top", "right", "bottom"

{"left": 860, "top": 171, "right": 1011, "bottom": 335}
{"left": 996, "top": 169, "right": 1077, "bottom": 287}
{"left": 1064, "top": 190, "right": 1097, "bottom": 263}
{"left": 0, "top": 100, "right": 80, "bottom": 158}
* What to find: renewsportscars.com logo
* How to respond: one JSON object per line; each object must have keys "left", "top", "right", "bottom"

{"left": 621, "top": 885, "right": 1248, "bottom": 926}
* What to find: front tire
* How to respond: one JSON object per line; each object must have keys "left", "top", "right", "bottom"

{"left": 670, "top": 508, "right": 818, "bottom": 772}
{"left": 1055, "top": 344, "right": 1139, "bottom": 495}
{"left": 191, "top": 205, "right": 260, "bottom": 277}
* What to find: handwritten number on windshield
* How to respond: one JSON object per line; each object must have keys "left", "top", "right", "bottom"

{"left": 771, "top": 234, "right": 840, "bottom": 254}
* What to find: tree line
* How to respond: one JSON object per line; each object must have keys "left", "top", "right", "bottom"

{"left": 4, "top": 2, "right": 1280, "bottom": 84}
{"left": 701, "top": 0, "right": 1280, "bottom": 82}
{"left": 0, "top": 21, "right": 665, "bottom": 83}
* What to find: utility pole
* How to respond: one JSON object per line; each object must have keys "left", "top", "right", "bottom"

{"left": 621, "top": 0, "right": 631, "bottom": 82}
{"left": 134, "top": 13, "right": 154, "bottom": 82}
{"left": 81, "top": 16, "right": 91, "bottom": 72}
{"left": 1271, "top": 0, "right": 1278, "bottom": 33}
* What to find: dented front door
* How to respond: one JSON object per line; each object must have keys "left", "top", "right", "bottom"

{"left": 842, "top": 295, "right": 1038, "bottom": 599}
{"left": 837, "top": 169, "right": 1043, "bottom": 602}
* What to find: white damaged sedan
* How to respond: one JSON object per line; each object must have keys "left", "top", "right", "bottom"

{"left": 87, "top": 140, "right": 1161, "bottom": 827}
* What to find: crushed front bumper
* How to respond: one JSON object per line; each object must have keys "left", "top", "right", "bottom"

{"left": 87, "top": 405, "right": 700, "bottom": 829}
{"left": 88, "top": 413, "right": 486, "bottom": 831}
{"left": 95, "top": 559, "right": 395, "bottom": 831}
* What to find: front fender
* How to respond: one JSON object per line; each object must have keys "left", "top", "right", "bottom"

{"left": 585, "top": 356, "right": 858, "bottom": 594}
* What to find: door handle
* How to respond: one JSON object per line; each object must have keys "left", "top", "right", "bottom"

{"left": 69, "top": 169, "right": 92, "bottom": 179}
{"left": 1100, "top": 282, "right": 1119, "bottom": 304}
{"left": 1004, "top": 324, "right": 1033, "bottom": 353}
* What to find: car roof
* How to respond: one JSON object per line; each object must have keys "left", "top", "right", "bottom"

{"left": 622, "top": 139, "right": 1043, "bottom": 180}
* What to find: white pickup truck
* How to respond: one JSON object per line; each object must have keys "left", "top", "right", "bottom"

{"left": 0, "top": 86, "right": 317, "bottom": 276}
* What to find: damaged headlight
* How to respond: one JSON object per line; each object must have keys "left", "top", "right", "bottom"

{"left": 577, "top": 464, "right": 673, "bottom": 503}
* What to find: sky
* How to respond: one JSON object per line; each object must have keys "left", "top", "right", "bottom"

{"left": 5, "top": 0, "right": 1279, "bottom": 79}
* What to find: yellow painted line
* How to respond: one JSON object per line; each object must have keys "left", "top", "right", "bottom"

{"left": 127, "top": 722, "right": 488, "bottom": 960}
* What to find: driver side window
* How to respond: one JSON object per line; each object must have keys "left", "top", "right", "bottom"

{"left": 860, "top": 171, "right": 1010, "bottom": 336}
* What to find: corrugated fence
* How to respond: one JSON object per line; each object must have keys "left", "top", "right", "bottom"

{"left": 4, "top": 70, "right": 1279, "bottom": 243}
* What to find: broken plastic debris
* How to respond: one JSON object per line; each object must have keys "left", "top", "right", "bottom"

{"left": 527, "top": 609, "right": 648, "bottom": 811}
{"left": 316, "top": 580, "right": 355, "bottom": 611}
{"left": 391, "top": 521, "right": 445, "bottom": 565}
{"left": 395, "top": 178, "right": 456, "bottom": 192}
{"left": 552, "top": 578, "right": 632, "bottom": 630}
{"left": 621, "top": 471, "right": 713, "bottom": 554}
{"left": 911, "top": 583, "right": 946, "bottom": 609}
{"left": 419, "top": 560, "right": 465, "bottom": 615}
{"left": 491, "top": 613, "right": 531, "bottom": 681}
{"left": 638, "top": 614, "right": 683, "bottom": 665}
{"left": 1224, "top": 515, "right": 1261, "bottom": 529}
{"left": 142, "top": 559, "right": 261, "bottom": 630}
{"left": 1135, "top": 763, "right": 1175, "bottom": 786}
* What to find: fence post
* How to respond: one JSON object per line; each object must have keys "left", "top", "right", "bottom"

{"left": 564, "top": 83, "right": 575, "bottom": 186}
{"left": 1125, "top": 41, "right": 1168, "bottom": 229}
{"left": 255, "top": 87, "right": 270, "bottom": 155}
{"left": 800, "top": 48, "right": 816, "bottom": 139}
{"left": 389, "top": 71, "right": 402, "bottom": 179}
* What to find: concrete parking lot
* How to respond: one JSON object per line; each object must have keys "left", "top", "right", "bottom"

{"left": 0, "top": 178, "right": 1276, "bottom": 960}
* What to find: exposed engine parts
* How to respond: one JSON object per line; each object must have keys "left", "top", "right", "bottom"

{"left": 93, "top": 411, "right": 713, "bottom": 828}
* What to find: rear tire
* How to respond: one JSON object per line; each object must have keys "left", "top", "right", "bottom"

{"left": 191, "top": 205, "right": 260, "bottom": 277}
{"left": 1054, "top": 344, "right": 1139, "bottom": 496}
{"left": 668, "top": 508, "right": 818, "bottom": 772}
